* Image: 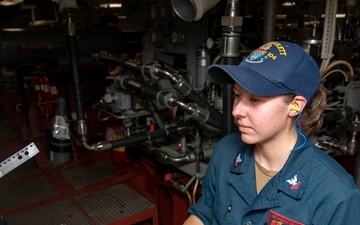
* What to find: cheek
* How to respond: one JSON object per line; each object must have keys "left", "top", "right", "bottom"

{"left": 254, "top": 108, "right": 284, "bottom": 127}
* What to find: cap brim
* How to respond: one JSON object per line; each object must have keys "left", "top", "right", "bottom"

{"left": 207, "top": 64, "right": 290, "bottom": 97}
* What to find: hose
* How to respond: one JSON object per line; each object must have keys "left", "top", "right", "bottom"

{"left": 119, "top": 77, "right": 223, "bottom": 130}
{"left": 94, "top": 53, "right": 224, "bottom": 122}
{"left": 92, "top": 52, "right": 142, "bottom": 73}
{"left": 111, "top": 126, "right": 179, "bottom": 149}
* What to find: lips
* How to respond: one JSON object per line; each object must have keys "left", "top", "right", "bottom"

{"left": 238, "top": 124, "right": 252, "bottom": 133}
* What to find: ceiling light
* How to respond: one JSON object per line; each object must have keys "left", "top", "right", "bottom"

{"left": 282, "top": 2, "right": 296, "bottom": 7}
{"left": 0, "top": 0, "right": 23, "bottom": 6}
{"left": 98, "top": 3, "right": 122, "bottom": 8}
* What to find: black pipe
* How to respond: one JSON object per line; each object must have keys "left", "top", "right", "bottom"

{"left": 205, "top": 117, "right": 223, "bottom": 131}
{"left": 223, "top": 84, "right": 235, "bottom": 135}
{"left": 92, "top": 53, "right": 142, "bottom": 73}
{"left": 323, "top": 107, "right": 354, "bottom": 123}
{"left": 67, "top": 35, "right": 86, "bottom": 121}
{"left": 124, "top": 79, "right": 165, "bottom": 102}
{"left": 111, "top": 126, "right": 179, "bottom": 148}
{"left": 263, "top": 0, "right": 278, "bottom": 43}
{"left": 220, "top": 56, "right": 241, "bottom": 135}
{"left": 16, "top": 68, "right": 32, "bottom": 132}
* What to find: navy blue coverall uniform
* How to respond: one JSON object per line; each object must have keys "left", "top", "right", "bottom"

{"left": 188, "top": 133, "right": 360, "bottom": 225}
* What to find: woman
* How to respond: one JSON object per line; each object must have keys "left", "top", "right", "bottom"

{"left": 183, "top": 41, "right": 360, "bottom": 225}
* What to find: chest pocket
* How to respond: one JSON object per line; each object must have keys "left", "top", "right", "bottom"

{"left": 214, "top": 199, "right": 234, "bottom": 225}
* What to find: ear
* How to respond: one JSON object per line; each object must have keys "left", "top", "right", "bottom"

{"left": 289, "top": 96, "right": 307, "bottom": 116}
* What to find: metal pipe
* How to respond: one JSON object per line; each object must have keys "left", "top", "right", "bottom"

{"left": 94, "top": 53, "right": 224, "bottom": 121}
{"left": 263, "top": 0, "right": 278, "bottom": 43}
{"left": 158, "top": 151, "right": 197, "bottom": 163}
{"left": 171, "top": 0, "right": 221, "bottom": 22}
{"left": 219, "top": 0, "right": 242, "bottom": 135}
{"left": 115, "top": 126, "right": 179, "bottom": 148}
{"left": 92, "top": 52, "right": 142, "bottom": 73}
{"left": 185, "top": 190, "right": 193, "bottom": 205}
{"left": 117, "top": 77, "right": 223, "bottom": 129}
{"left": 143, "top": 99, "right": 166, "bottom": 129}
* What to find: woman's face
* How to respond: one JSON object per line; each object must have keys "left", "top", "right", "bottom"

{"left": 232, "top": 83, "right": 292, "bottom": 145}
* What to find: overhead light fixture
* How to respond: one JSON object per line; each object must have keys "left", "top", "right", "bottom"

{"left": 282, "top": 2, "right": 296, "bottom": 7}
{"left": 0, "top": 0, "right": 23, "bottom": 6}
{"left": 321, "top": 13, "right": 346, "bottom": 19}
{"left": 98, "top": 3, "right": 122, "bottom": 8}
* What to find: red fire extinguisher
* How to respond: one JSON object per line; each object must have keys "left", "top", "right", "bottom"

{"left": 33, "top": 75, "right": 54, "bottom": 130}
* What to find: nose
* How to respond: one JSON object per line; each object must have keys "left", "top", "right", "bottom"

{"left": 232, "top": 99, "right": 246, "bottom": 118}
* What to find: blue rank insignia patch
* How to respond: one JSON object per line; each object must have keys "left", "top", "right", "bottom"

{"left": 285, "top": 173, "right": 304, "bottom": 193}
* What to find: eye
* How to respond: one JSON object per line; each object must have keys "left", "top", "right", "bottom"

{"left": 234, "top": 93, "right": 241, "bottom": 99}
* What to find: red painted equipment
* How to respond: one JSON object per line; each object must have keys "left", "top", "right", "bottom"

{"left": 33, "top": 75, "right": 54, "bottom": 130}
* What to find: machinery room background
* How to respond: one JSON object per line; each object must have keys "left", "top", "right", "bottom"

{"left": 0, "top": 0, "right": 359, "bottom": 224}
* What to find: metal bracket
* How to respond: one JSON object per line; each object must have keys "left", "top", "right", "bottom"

{"left": 0, "top": 142, "right": 40, "bottom": 178}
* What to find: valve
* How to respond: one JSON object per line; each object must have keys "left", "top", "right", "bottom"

{"left": 164, "top": 173, "right": 184, "bottom": 191}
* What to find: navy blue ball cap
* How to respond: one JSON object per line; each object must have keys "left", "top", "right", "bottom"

{"left": 207, "top": 41, "right": 321, "bottom": 105}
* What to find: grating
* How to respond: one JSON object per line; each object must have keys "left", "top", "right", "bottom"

{"left": 4, "top": 199, "right": 92, "bottom": 225}
{"left": 0, "top": 175, "right": 57, "bottom": 211}
{"left": 61, "top": 159, "right": 115, "bottom": 190}
{"left": 75, "top": 183, "right": 155, "bottom": 225}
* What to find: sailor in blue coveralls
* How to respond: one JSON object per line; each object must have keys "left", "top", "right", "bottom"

{"left": 183, "top": 41, "right": 360, "bottom": 225}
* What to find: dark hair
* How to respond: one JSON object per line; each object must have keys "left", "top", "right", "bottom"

{"left": 284, "top": 86, "right": 326, "bottom": 136}
{"left": 299, "top": 86, "right": 326, "bottom": 136}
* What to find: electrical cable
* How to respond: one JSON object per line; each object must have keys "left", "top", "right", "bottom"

{"left": 292, "top": 112, "right": 307, "bottom": 151}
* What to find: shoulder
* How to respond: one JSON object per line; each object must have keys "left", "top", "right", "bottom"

{"left": 310, "top": 145, "right": 357, "bottom": 189}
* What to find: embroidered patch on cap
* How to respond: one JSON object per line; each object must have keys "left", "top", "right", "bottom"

{"left": 285, "top": 173, "right": 304, "bottom": 193}
{"left": 234, "top": 153, "right": 242, "bottom": 166}
{"left": 246, "top": 42, "right": 287, "bottom": 64}
{"left": 266, "top": 210, "right": 304, "bottom": 225}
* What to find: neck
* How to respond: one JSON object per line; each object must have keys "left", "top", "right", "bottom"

{"left": 253, "top": 129, "right": 298, "bottom": 171}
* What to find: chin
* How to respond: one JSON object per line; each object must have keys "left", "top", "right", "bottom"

{"left": 240, "top": 133, "right": 257, "bottom": 145}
